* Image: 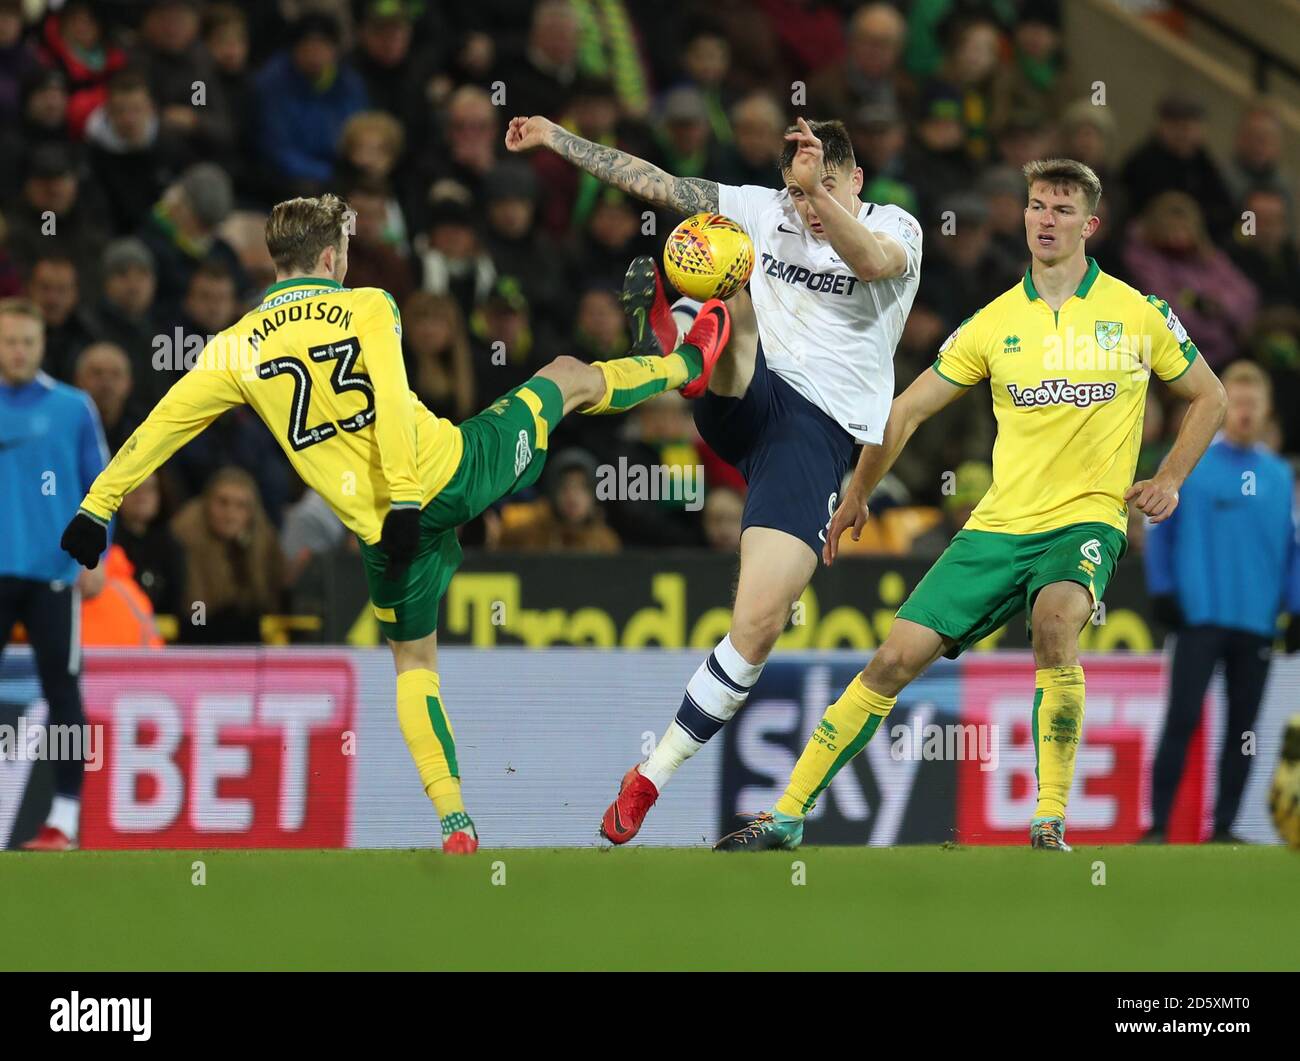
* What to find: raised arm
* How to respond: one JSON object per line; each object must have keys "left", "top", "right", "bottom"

{"left": 823, "top": 368, "right": 969, "bottom": 565}
{"left": 505, "top": 115, "right": 718, "bottom": 215}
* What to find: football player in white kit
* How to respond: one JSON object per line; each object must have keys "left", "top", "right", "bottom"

{"left": 506, "top": 114, "right": 921, "bottom": 842}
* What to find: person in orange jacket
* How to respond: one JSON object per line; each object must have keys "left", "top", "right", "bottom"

{"left": 80, "top": 544, "right": 163, "bottom": 648}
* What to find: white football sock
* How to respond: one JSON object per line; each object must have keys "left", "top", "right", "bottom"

{"left": 47, "top": 795, "right": 80, "bottom": 839}
{"left": 640, "top": 634, "right": 764, "bottom": 791}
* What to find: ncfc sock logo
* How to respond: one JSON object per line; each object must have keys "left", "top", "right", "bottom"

{"left": 1007, "top": 378, "right": 1117, "bottom": 409}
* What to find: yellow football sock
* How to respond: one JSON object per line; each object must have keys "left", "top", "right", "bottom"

{"left": 395, "top": 668, "right": 465, "bottom": 820}
{"left": 775, "top": 674, "right": 896, "bottom": 818}
{"left": 581, "top": 347, "right": 699, "bottom": 414}
{"left": 1033, "top": 665, "right": 1086, "bottom": 820}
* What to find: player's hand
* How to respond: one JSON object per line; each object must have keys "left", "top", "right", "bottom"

{"left": 60, "top": 512, "right": 107, "bottom": 569}
{"left": 1125, "top": 476, "right": 1179, "bottom": 523}
{"left": 784, "top": 117, "right": 824, "bottom": 196}
{"left": 380, "top": 506, "right": 422, "bottom": 580}
{"left": 822, "top": 489, "right": 870, "bottom": 567}
{"left": 505, "top": 115, "right": 554, "bottom": 154}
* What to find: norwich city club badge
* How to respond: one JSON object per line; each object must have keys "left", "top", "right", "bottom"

{"left": 1095, "top": 320, "right": 1123, "bottom": 350}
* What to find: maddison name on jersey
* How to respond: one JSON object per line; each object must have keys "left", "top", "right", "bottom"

{"left": 760, "top": 252, "right": 861, "bottom": 296}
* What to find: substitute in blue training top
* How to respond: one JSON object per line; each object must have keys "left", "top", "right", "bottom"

{"left": 1144, "top": 360, "right": 1300, "bottom": 842}
{"left": 0, "top": 297, "right": 108, "bottom": 851}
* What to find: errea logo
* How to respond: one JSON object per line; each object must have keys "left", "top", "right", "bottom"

{"left": 1007, "top": 378, "right": 1117, "bottom": 409}
{"left": 1003, "top": 334, "right": 1021, "bottom": 353}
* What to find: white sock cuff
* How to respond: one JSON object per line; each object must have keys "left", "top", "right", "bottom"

{"left": 714, "top": 634, "right": 764, "bottom": 689}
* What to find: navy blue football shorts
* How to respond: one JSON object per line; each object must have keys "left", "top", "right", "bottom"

{"left": 693, "top": 342, "right": 856, "bottom": 557}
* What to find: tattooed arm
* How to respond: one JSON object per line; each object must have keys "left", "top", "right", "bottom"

{"left": 505, "top": 115, "right": 718, "bottom": 215}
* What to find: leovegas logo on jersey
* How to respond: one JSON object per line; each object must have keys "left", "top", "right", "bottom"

{"left": 1006, "top": 378, "right": 1118, "bottom": 409}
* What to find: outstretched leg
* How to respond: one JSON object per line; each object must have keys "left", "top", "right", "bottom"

{"left": 714, "top": 619, "right": 950, "bottom": 851}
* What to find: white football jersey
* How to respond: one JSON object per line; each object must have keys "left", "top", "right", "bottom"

{"left": 717, "top": 184, "right": 922, "bottom": 444}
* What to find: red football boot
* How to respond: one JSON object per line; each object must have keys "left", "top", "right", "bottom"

{"left": 599, "top": 765, "right": 660, "bottom": 844}
{"left": 21, "top": 825, "right": 76, "bottom": 851}
{"left": 442, "top": 831, "right": 479, "bottom": 855}
{"left": 678, "top": 298, "right": 731, "bottom": 399}
{"left": 620, "top": 256, "right": 679, "bottom": 357}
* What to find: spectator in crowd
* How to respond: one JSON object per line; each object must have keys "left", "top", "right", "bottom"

{"left": 79, "top": 545, "right": 164, "bottom": 648}
{"left": 138, "top": 163, "right": 243, "bottom": 316}
{"left": 0, "top": 297, "right": 107, "bottom": 851}
{"left": 94, "top": 238, "right": 162, "bottom": 398}
{"left": 1247, "top": 307, "right": 1300, "bottom": 456}
{"left": 507, "top": 0, "right": 581, "bottom": 120}
{"left": 340, "top": 177, "right": 414, "bottom": 303}
{"left": 85, "top": 69, "right": 189, "bottom": 236}
{"left": 73, "top": 342, "right": 140, "bottom": 454}
{"left": 115, "top": 472, "right": 186, "bottom": 620}
{"left": 571, "top": 0, "right": 653, "bottom": 119}
{"left": 570, "top": 189, "right": 656, "bottom": 293}
{"left": 255, "top": 11, "right": 368, "bottom": 196}
{"left": 352, "top": 0, "right": 435, "bottom": 132}
{"left": 36, "top": 0, "right": 127, "bottom": 136}
{"left": 171, "top": 466, "right": 285, "bottom": 645}
{"left": 716, "top": 92, "right": 788, "bottom": 190}
{"left": 925, "top": 14, "right": 1002, "bottom": 165}
{"left": 468, "top": 275, "right": 543, "bottom": 397}
{"left": 481, "top": 162, "right": 567, "bottom": 330}
{"left": 1229, "top": 188, "right": 1300, "bottom": 310}
{"left": 0, "top": 0, "right": 41, "bottom": 124}
{"left": 1122, "top": 191, "right": 1259, "bottom": 368}
{"left": 202, "top": 3, "right": 255, "bottom": 194}
{"left": 703, "top": 485, "right": 744, "bottom": 554}
{"left": 676, "top": 29, "right": 735, "bottom": 145}
{"left": 402, "top": 290, "right": 475, "bottom": 422}
{"left": 26, "top": 253, "right": 97, "bottom": 382}
{"left": 977, "top": 165, "right": 1031, "bottom": 279}
{"left": 0, "top": 69, "right": 72, "bottom": 200}
{"left": 1144, "top": 361, "right": 1300, "bottom": 843}
{"left": 992, "top": 108, "right": 1056, "bottom": 172}
{"left": 1225, "top": 103, "right": 1292, "bottom": 209}
{"left": 337, "top": 110, "right": 411, "bottom": 251}
{"left": 990, "top": 0, "right": 1068, "bottom": 130}
{"left": 423, "top": 85, "right": 500, "bottom": 204}
{"left": 6, "top": 143, "right": 111, "bottom": 284}
{"left": 281, "top": 486, "right": 348, "bottom": 588}
{"left": 416, "top": 184, "right": 497, "bottom": 319}
{"left": 918, "top": 192, "right": 1015, "bottom": 334}
{"left": 132, "top": 0, "right": 235, "bottom": 162}
{"left": 851, "top": 102, "right": 919, "bottom": 214}
{"left": 653, "top": 87, "right": 722, "bottom": 190}
{"left": 905, "top": 82, "right": 976, "bottom": 219}
{"left": 809, "top": 2, "right": 909, "bottom": 119}
{"left": 497, "top": 448, "right": 622, "bottom": 553}
{"left": 1120, "top": 92, "right": 1234, "bottom": 239}
{"left": 911, "top": 460, "right": 993, "bottom": 558}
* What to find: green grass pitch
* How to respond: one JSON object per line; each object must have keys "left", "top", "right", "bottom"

{"left": 7, "top": 845, "right": 1298, "bottom": 971}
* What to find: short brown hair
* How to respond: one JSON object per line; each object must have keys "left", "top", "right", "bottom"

{"left": 265, "top": 193, "right": 351, "bottom": 274}
{"left": 780, "top": 119, "right": 856, "bottom": 176}
{"left": 0, "top": 296, "right": 44, "bottom": 326}
{"left": 1022, "top": 158, "right": 1102, "bottom": 214}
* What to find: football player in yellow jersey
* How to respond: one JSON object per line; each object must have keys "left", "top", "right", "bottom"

{"left": 59, "top": 193, "right": 733, "bottom": 854}
{"left": 716, "top": 158, "right": 1229, "bottom": 852}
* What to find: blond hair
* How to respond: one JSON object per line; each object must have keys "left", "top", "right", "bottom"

{"left": 265, "top": 193, "right": 351, "bottom": 274}
{"left": 0, "top": 297, "right": 44, "bottom": 327}
{"left": 1022, "top": 158, "right": 1103, "bottom": 214}
{"left": 339, "top": 111, "right": 404, "bottom": 162}
{"left": 1221, "top": 359, "right": 1272, "bottom": 400}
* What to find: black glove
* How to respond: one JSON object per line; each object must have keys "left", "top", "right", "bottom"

{"left": 1150, "top": 594, "right": 1184, "bottom": 632}
{"left": 380, "top": 506, "right": 421, "bottom": 579}
{"left": 60, "top": 512, "right": 107, "bottom": 569}
{"left": 1285, "top": 615, "right": 1300, "bottom": 655}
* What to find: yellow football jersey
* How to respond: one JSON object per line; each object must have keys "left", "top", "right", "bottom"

{"left": 81, "top": 277, "right": 463, "bottom": 544}
{"left": 932, "top": 258, "right": 1200, "bottom": 536}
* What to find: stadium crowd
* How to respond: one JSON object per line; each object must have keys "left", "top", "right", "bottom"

{"left": 1, "top": 0, "right": 1298, "bottom": 642}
